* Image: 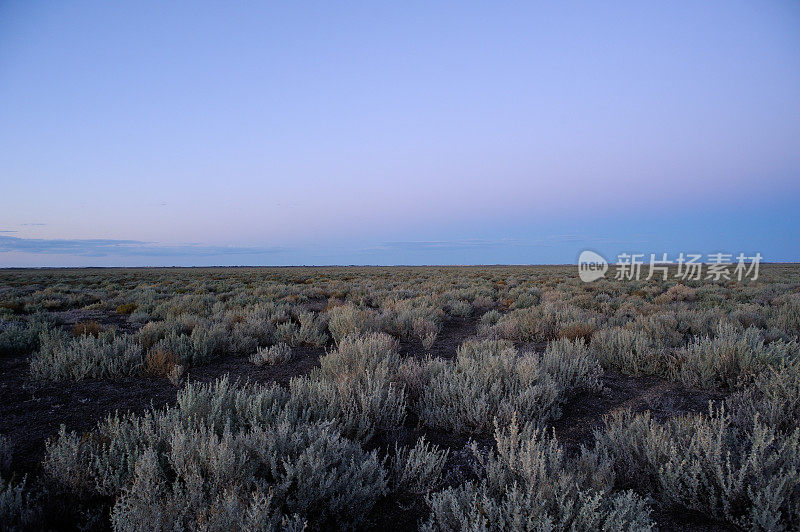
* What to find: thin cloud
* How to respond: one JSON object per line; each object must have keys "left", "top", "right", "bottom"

{"left": 0, "top": 235, "right": 286, "bottom": 258}
{"left": 370, "top": 236, "right": 595, "bottom": 252}
{"left": 541, "top": 234, "right": 587, "bottom": 243}
{"left": 368, "top": 239, "right": 518, "bottom": 252}
{"left": 594, "top": 236, "right": 651, "bottom": 245}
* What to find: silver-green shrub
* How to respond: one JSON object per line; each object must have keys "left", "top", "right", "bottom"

{"left": 592, "top": 326, "right": 659, "bottom": 376}
{"left": 422, "top": 415, "right": 653, "bottom": 531}
{"left": 0, "top": 435, "right": 39, "bottom": 529}
{"left": 510, "top": 287, "right": 542, "bottom": 309}
{"left": 274, "top": 320, "right": 299, "bottom": 346}
{"left": 287, "top": 333, "right": 406, "bottom": 441}
{"left": 726, "top": 358, "right": 800, "bottom": 434}
{"left": 0, "top": 475, "right": 39, "bottom": 532}
{"left": 389, "top": 437, "right": 449, "bottom": 496}
{"left": 447, "top": 299, "right": 472, "bottom": 317}
{"left": 381, "top": 297, "right": 443, "bottom": 343}
{"left": 174, "top": 376, "right": 291, "bottom": 431}
{"left": 491, "top": 303, "right": 593, "bottom": 343}
{"left": 147, "top": 320, "right": 233, "bottom": 368}
{"left": 596, "top": 406, "right": 800, "bottom": 530}
{"left": 45, "top": 377, "right": 389, "bottom": 529}
{"left": 477, "top": 309, "right": 502, "bottom": 336}
{"left": 294, "top": 310, "right": 328, "bottom": 347}
{"left": 540, "top": 338, "right": 603, "bottom": 394}
{"left": 110, "top": 419, "right": 382, "bottom": 530}
{"left": 417, "top": 340, "right": 563, "bottom": 434}
{"left": 288, "top": 374, "right": 405, "bottom": 442}
{"left": 0, "top": 316, "right": 49, "bottom": 358}
{"left": 320, "top": 331, "right": 398, "bottom": 379}
{"left": 150, "top": 331, "right": 194, "bottom": 364}
{"left": 31, "top": 329, "right": 144, "bottom": 381}
{"left": 136, "top": 315, "right": 196, "bottom": 350}
{"left": 249, "top": 342, "right": 292, "bottom": 366}
{"left": 190, "top": 321, "right": 229, "bottom": 362}
{"left": 670, "top": 323, "right": 798, "bottom": 389}
{"left": 395, "top": 356, "right": 431, "bottom": 404}
{"left": 327, "top": 304, "right": 380, "bottom": 343}
{"left": 112, "top": 449, "right": 301, "bottom": 532}
{"left": 413, "top": 316, "right": 438, "bottom": 349}
{"left": 769, "top": 298, "right": 800, "bottom": 339}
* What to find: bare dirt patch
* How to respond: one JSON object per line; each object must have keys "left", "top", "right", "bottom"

{"left": 53, "top": 308, "right": 139, "bottom": 334}
{"left": 551, "top": 371, "right": 729, "bottom": 454}
{"left": 0, "top": 354, "right": 176, "bottom": 476}
{"left": 185, "top": 345, "right": 325, "bottom": 387}
{"left": 400, "top": 315, "right": 480, "bottom": 359}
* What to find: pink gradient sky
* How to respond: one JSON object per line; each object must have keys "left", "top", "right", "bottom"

{"left": 1, "top": 1, "right": 799, "bottom": 265}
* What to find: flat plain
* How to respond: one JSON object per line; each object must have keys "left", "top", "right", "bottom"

{"left": 1, "top": 265, "right": 798, "bottom": 531}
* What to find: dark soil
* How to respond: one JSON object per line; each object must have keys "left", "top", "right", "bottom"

{"left": 649, "top": 507, "right": 737, "bottom": 532}
{"left": 53, "top": 309, "right": 140, "bottom": 334}
{"left": 186, "top": 345, "right": 325, "bottom": 387}
{"left": 551, "top": 371, "right": 729, "bottom": 454}
{"left": 399, "top": 315, "right": 480, "bottom": 359}
{"left": 0, "top": 354, "right": 177, "bottom": 476}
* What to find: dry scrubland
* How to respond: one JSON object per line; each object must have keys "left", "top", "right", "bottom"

{"left": 0, "top": 265, "right": 799, "bottom": 531}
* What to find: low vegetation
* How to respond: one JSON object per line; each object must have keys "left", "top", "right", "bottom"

{"left": 0, "top": 265, "right": 798, "bottom": 530}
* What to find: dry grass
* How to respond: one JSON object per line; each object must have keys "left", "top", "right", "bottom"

{"left": 144, "top": 347, "right": 178, "bottom": 377}
{"left": 71, "top": 321, "right": 103, "bottom": 337}
{"left": 558, "top": 322, "right": 596, "bottom": 342}
{"left": 115, "top": 303, "right": 137, "bottom": 315}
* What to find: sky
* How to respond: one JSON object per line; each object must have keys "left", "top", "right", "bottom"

{"left": 1, "top": 1, "right": 799, "bottom": 267}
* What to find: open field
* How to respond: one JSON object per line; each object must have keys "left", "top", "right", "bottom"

{"left": 1, "top": 265, "right": 799, "bottom": 531}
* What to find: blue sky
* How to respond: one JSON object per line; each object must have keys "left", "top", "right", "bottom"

{"left": 1, "top": 1, "right": 799, "bottom": 266}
